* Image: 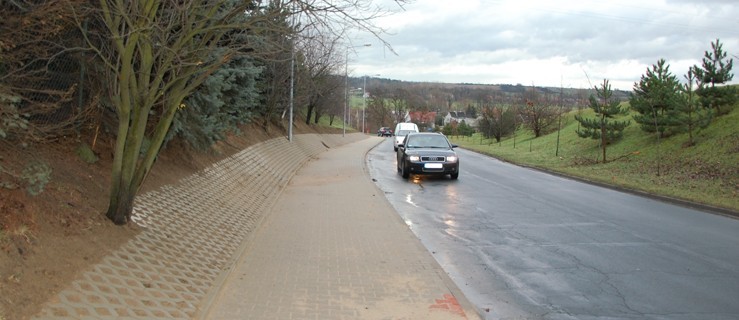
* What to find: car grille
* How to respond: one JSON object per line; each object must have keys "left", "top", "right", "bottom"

{"left": 421, "top": 156, "right": 446, "bottom": 162}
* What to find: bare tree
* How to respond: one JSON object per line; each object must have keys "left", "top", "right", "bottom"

{"left": 297, "top": 32, "right": 344, "bottom": 125}
{"left": 389, "top": 87, "right": 409, "bottom": 124}
{"left": 78, "top": 0, "right": 408, "bottom": 224}
{"left": 479, "top": 105, "right": 516, "bottom": 143}
{"left": 366, "top": 86, "right": 392, "bottom": 129}
{"left": 78, "top": 0, "right": 283, "bottom": 224}
{"left": 520, "top": 86, "right": 559, "bottom": 137}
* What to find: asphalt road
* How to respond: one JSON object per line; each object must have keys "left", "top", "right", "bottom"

{"left": 366, "top": 137, "right": 739, "bottom": 320}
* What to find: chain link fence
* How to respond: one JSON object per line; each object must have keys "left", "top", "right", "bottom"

{"left": 1, "top": 1, "right": 105, "bottom": 194}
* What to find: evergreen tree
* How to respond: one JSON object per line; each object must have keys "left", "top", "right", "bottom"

{"left": 457, "top": 120, "right": 475, "bottom": 137}
{"left": 575, "top": 79, "right": 630, "bottom": 163}
{"left": 699, "top": 38, "right": 734, "bottom": 86}
{"left": 629, "top": 59, "right": 683, "bottom": 137}
{"left": 695, "top": 38, "right": 736, "bottom": 115}
{"left": 166, "top": 55, "right": 263, "bottom": 150}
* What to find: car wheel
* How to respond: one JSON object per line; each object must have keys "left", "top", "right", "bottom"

{"left": 450, "top": 172, "right": 459, "bottom": 180}
{"left": 401, "top": 161, "right": 410, "bottom": 179}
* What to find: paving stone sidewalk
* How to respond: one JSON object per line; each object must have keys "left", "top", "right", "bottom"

{"left": 31, "top": 133, "right": 367, "bottom": 320}
{"left": 198, "top": 136, "right": 481, "bottom": 320}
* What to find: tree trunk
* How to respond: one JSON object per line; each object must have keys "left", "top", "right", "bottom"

{"left": 601, "top": 118, "right": 607, "bottom": 164}
{"left": 305, "top": 103, "right": 314, "bottom": 124}
{"left": 105, "top": 114, "right": 145, "bottom": 224}
{"left": 106, "top": 184, "right": 135, "bottom": 225}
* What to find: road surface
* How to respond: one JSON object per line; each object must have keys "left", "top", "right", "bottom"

{"left": 367, "top": 137, "right": 739, "bottom": 319}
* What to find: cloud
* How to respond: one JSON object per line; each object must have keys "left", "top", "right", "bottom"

{"left": 350, "top": 0, "right": 739, "bottom": 90}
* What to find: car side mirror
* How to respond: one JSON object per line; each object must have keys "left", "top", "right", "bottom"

{"left": 397, "top": 144, "right": 404, "bottom": 149}
{"left": 451, "top": 144, "right": 458, "bottom": 148}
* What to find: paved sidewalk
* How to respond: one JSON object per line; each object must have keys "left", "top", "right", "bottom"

{"left": 198, "top": 136, "right": 481, "bottom": 320}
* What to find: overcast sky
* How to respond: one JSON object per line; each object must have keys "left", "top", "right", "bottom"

{"left": 349, "top": 0, "right": 738, "bottom": 90}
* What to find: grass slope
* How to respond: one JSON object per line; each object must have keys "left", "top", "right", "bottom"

{"left": 449, "top": 107, "right": 738, "bottom": 213}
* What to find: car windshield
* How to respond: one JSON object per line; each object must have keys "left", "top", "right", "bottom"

{"left": 396, "top": 130, "right": 415, "bottom": 136}
{"left": 405, "top": 135, "right": 449, "bottom": 148}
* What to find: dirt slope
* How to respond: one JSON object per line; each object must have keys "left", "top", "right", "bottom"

{"left": 0, "top": 121, "right": 340, "bottom": 320}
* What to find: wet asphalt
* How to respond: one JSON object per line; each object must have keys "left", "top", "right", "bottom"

{"left": 367, "top": 137, "right": 739, "bottom": 320}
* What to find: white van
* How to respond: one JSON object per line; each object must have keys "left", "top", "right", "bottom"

{"left": 393, "top": 122, "right": 419, "bottom": 151}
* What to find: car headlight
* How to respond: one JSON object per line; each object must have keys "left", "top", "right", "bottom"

{"left": 446, "top": 155, "right": 458, "bottom": 162}
{"left": 409, "top": 155, "right": 420, "bottom": 162}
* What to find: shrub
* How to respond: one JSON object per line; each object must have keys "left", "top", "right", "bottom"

{"left": 0, "top": 93, "right": 29, "bottom": 139}
{"left": 21, "top": 161, "right": 52, "bottom": 196}
{"left": 76, "top": 143, "right": 99, "bottom": 164}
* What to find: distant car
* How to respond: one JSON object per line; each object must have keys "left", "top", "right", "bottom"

{"left": 396, "top": 132, "right": 459, "bottom": 179}
{"left": 393, "top": 130, "right": 415, "bottom": 151}
{"left": 377, "top": 127, "right": 393, "bottom": 137}
{"left": 393, "top": 122, "right": 419, "bottom": 151}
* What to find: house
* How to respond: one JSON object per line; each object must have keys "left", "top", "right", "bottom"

{"left": 443, "top": 111, "right": 479, "bottom": 128}
{"left": 406, "top": 111, "right": 437, "bottom": 130}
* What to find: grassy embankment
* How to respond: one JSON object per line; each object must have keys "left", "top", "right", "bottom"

{"left": 311, "top": 95, "right": 365, "bottom": 131}
{"left": 448, "top": 107, "right": 738, "bottom": 213}
{"left": 313, "top": 113, "right": 353, "bottom": 131}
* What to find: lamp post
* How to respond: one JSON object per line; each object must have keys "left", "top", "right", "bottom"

{"left": 287, "top": 2, "right": 298, "bottom": 142}
{"left": 343, "top": 43, "right": 371, "bottom": 137}
{"left": 362, "top": 75, "right": 367, "bottom": 134}
{"left": 288, "top": 37, "right": 295, "bottom": 142}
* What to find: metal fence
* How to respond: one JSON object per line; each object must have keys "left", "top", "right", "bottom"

{"left": 1, "top": 1, "right": 101, "bottom": 142}
{"left": 1, "top": 1, "right": 104, "bottom": 194}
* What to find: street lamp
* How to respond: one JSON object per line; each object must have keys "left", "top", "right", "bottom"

{"left": 343, "top": 43, "right": 371, "bottom": 137}
{"left": 362, "top": 75, "right": 367, "bottom": 134}
{"left": 287, "top": 1, "right": 298, "bottom": 142}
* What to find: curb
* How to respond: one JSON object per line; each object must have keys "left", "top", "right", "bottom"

{"left": 362, "top": 138, "right": 484, "bottom": 320}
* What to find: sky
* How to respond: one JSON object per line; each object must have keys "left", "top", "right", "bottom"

{"left": 349, "top": 0, "right": 739, "bottom": 90}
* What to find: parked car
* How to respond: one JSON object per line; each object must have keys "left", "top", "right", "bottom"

{"left": 396, "top": 132, "right": 459, "bottom": 179}
{"left": 377, "top": 127, "right": 393, "bottom": 137}
{"left": 393, "top": 122, "right": 419, "bottom": 151}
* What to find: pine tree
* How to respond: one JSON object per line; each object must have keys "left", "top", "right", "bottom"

{"left": 575, "top": 79, "right": 630, "bottom": 163}
{"left": 695, "top": 38, "right": 736, "bottom": 115}
{"left": 457, "top": 120, "right": 475, "bottom": 137}
{"left": 629, "top": 59, "right": 683, "bottom": 137}
{"left": 699, "top": 38, "right": 734, "bottom": 86}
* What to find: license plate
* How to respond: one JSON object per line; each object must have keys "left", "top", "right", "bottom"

{"left": 424, "top": 163, "right": 443, "bottom": 169}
